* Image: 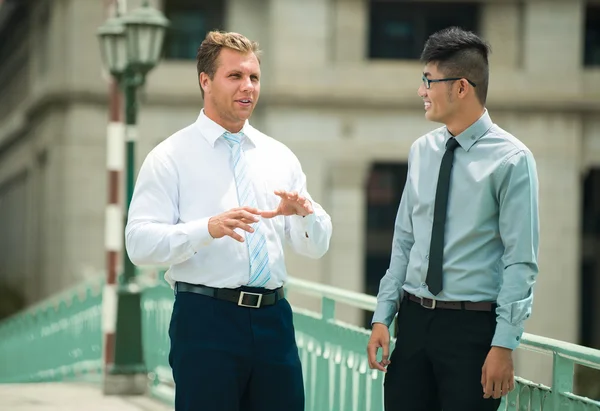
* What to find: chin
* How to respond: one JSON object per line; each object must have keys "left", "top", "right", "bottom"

{"left": 425, "top": 111, "right": 443, "bottom": 124}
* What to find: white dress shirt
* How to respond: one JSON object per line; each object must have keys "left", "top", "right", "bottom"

{"left": 125, "top": 110, "right": 332, "bottom": 290}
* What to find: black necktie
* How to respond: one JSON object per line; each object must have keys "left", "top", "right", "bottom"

{"left": 426, "top": 137, "right": 460, "bottom": 296}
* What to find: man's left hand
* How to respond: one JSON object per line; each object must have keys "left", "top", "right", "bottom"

{"left": 260, "top": 190, "right": 314, "bottom": 218}
{"left": 481, "top": 346, "right": 515, "bottom": 399}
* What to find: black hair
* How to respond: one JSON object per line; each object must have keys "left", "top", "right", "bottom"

{"left": 421, "top": 27, "right": 491, "bottom": 105}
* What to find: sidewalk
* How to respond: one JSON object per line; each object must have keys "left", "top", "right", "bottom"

{"left": 0, "top": 382, "right": 172, "bottom": 411}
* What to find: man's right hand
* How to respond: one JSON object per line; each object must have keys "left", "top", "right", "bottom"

{"left": 367, "top": 323, "right": 391, "bottom": 372}
{"left": 208, "top": 207, "right": 262, "bottom": 242}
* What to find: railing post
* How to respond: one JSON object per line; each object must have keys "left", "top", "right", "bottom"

{"left": 322, "top": 297, "right": 335, "bottom": 321}
{"left": 552, "top": 353, "right": 574, "bottom": 411}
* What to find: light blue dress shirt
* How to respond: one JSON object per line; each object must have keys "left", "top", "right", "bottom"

{"left": 372, "top": 110, "right": 540, "bottom": 350}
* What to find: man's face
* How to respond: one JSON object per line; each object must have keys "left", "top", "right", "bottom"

{"left": 201, "top": 48, "right": 261, "bottom": 131}
{"left": 417, "top": 63, "right": 456, "bottom": 124}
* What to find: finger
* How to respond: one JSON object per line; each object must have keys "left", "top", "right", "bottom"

{"left": 508, "top": 377, "right": 515, "bottom": 393}
{"left": 240, "top": 217, "right": 258, "bottom": 224}
{"left": 493, "top": 379, "right": 502, "bottom": 399}
{"left": 236, "top": 210, "right": 260, "bottom": 222}
{"left": 367, "top": 344, "right": 386, "bottom": 372}
{"left": 501, "top": 379, "right": 510, "bottom": 397}
{"left": 288, "top": 191, "right": 299, "bottom": 201}
{"left": 366, "top": 344, "right": 377, "bottom": 369}
{"left": 381, "top": 341, "right": 390, "bottom": 366}
{"left": 303, "top": 199, "right": 314, "bottom": 214}
{"left": 484, "top": 377, "right": 494, "bottom": 399}
{"left": 237, "top": 206, "right": 262, "bottom": 216}
{"left": 274, "top": 190, "right": 288, "bottom": 198}
{"left": 481, "top": 366, "right": 486, "bottom": 389}
{"left": 224, "top": 228, "right": 244, "bottom": 242}
{"left": 229, "top": 220, "right": 254, "bottom": 233}
{"left": 259, "top": 209, "right": 279, "bottom": 218}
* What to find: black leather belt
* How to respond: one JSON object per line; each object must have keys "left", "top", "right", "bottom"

{"left": 175, "top": 282, "right": 285, "bottom": 309}
{"left": 404, "top": 291, "right": 494, "bottom": 312}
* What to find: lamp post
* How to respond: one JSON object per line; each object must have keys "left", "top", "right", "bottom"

{"left": 97, "top": 0, "right": 169, "bottom": 393}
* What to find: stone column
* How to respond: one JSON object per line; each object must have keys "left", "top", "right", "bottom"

{"left": 325, "top": 160, "right": 370, "bottom": 326}
{"left": 523, "top": 0, "right": 585, "bottom": 74}
{"left": 332, "top": 0, "right": 367, "bottom": 63}
{"left": 268, "top": 0, "right": 330, "bottom": 72}
{"left": 481, "top": 2, "right": 522, "bottom": 69}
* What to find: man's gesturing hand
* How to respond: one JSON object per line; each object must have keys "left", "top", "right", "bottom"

{"left": 367, "top": 323, "right": 391, "bottom": 372}
{"left": 260, "top": 190, "right": 314, "bottom": 218}
{"left": 208, "top": 206, "right": 261, "bottom": 242}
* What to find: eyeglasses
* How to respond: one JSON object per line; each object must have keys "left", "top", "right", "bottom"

{"left": 422, "top": 75, "right": 477, "bottom": 89}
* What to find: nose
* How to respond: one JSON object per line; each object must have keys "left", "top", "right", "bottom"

{"left": 240, "top": 76, "right": 254, "bottom": 93}
{"left": 417, "top": 83, "right": 427, "bottom": 98}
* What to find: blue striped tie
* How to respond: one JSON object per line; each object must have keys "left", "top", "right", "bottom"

{"left": 222, "top": 132, "right": 272, "bottom": 287}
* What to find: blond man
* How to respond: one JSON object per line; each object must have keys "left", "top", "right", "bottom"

{"left": 125, "top": 31, "right": 332, "bottom": 411}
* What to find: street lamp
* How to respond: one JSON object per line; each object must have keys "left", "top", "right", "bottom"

{"left": 97, "top": 0, "right": 169, "bottom": 387}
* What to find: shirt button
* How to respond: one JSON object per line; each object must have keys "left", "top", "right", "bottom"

{"left": 426, "top": 254, "right": 429, "bottom": 260}
{"left": 421, "top": 283, "right": 427, "bottom": 287}
{"left": 516, "top": 336, "right": 520, "bottom": 341}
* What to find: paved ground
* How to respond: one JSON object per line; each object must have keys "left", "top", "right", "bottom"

{"left": 0, "top": 382, "right": 172, "bottom": 411}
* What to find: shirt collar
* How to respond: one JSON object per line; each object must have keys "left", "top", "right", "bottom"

{"left": 444, "top": 109, "right": 493, "bottom": 152}
{"left": 195, "top": 109, "right": 256, "bottom": 147}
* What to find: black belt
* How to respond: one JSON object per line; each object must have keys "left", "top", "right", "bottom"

{"left": 175, "top": 282, "right": 285, "bottom": 309}
{"left": 404, "top": 291, "right": 494, "bottom": 312}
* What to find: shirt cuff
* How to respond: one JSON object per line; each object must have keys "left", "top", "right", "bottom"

{"left": 371, "top": 301, "right": 398, "bottom": 328}
{"left": 293, "top": 212, "right": 317, "bottom": 237}
{"left": 492, "top": 317, "right": 524, "bottom": 350}
{"left": 181, "top": 217, "right": 213, "bottom": 252}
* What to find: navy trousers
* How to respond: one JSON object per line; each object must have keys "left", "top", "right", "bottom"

{"left": 168, "top": 285, "right": 305, "bottom": 411}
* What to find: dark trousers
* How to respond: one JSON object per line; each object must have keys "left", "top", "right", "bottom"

{"left": 384, "top": 297, "right": 502, "bottom": 411}
{"left": 168, "top": 286, "right": 304, "bottom": 411}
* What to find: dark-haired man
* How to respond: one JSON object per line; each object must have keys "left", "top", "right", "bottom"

{"left": 367, "top": 27, "right": 540, "bottom": 410}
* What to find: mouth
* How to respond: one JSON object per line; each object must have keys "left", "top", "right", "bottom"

{"left": 236, "top": 98, "right": 253, "bottom": 107}
{"left": 424, "top": 101, "right": 431, "bottom": 110}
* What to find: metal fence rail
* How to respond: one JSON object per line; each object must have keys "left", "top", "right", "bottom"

{"left": 1, "top": 272, "right": 600, "bottom": 411}
{"left": 0, "top": 277, "right": 103, "bottom": 383}
{"left": 285, "top": 277, "right": 600, "bottom": 411}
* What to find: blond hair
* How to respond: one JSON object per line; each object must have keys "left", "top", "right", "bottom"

{"left": 196, "top": 31, "right": 262, "bottom": 98}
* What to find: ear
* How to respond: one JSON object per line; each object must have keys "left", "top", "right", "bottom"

{"left": 457, "top": 78, "right": 469, "bottom": 99}
{"left": 199, "top": 72, "right": 211, "bottom": 95}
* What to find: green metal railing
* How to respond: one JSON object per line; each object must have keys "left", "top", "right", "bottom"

{"left": 0, "top": 277, "right": 104, "bottom": 383}
{"left": 1, "top": 271, "right": 600, "bottom": 411}
{"left": 284, "top": 277, "right": 600, "bottom": 411}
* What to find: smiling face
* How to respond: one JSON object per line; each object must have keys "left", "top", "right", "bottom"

{"left": 417, "top": 62, "right": 459, "bottom": 125}
{"left": 200, "top": 48, "right": 261, "bottom": 133}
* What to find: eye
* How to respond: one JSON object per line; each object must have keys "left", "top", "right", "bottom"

{"left": 251, "top": 75, "right": 259, "bottom": 82}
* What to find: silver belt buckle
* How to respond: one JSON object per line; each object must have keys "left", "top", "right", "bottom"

{"left": 238, "top": 291, "right": 263, "bottom": 308}
{"left": 420, "top": 297, "right": 436, "bottom": 310}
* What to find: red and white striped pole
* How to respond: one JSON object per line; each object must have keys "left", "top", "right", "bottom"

{"left": 102, "top": 0, "right": 125, "bottom": 378}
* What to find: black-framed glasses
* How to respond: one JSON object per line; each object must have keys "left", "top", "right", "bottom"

{"left": 422, "top": 75, "right": 477, "bottom": 89}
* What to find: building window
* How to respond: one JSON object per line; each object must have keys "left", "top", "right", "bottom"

{"left": 163, "top": 0, "right": 225, "bottom": 61}
{"left": 368, "top": 1, "right": 481, "bottom": 60}
{"left": 584, "top": 4, "right": 600, "bottom": 67}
